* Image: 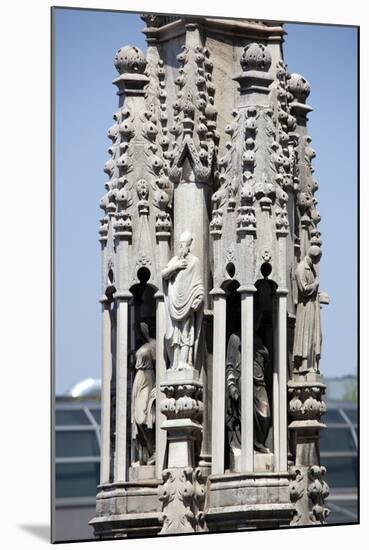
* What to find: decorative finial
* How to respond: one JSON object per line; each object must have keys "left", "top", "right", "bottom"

{"left": 240, "top": 43, "right": 272, "bottom": 72}
{"left": 114, "top": 45, "right": 147, "bottom": 75}
{"left": 287, "top": 73, "right": 311, "bottom": 103}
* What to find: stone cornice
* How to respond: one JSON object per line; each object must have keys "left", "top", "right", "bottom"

{"left": 142, "top": 17, "right": 285, "bottom": 43}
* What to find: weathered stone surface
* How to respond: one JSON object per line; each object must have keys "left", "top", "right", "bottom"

{"left": 92, "top": 14, "right": 328, "bottom": 538}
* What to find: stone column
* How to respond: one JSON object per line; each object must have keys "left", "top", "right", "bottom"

{"left": 113, "top": 291, "right": 131, "bottom": 482}
{"left": 275, "top": 225, "right": 289, "bottom": 473}
{"left": 128, "top": 301, "right": 136, "bottom": 467}
{"left": 273, "top": 297, "right": 280, "bottom": 472}
{"left": 209, "top": 288, "right": 226, "bottom": 475}
{"left": 275, "top": 288, "right": 288, "bottom": 472}
{"left": 100, "top": 298, "right": 112, "bottom": 485}
{"left": 155, "top": 290, "right": 167, "bottom": 478}
{"left": 113, "top": 217, "right": 132, "bottom": 482}
{"left": 198, "top": 312, "right": 213, "bottom": 471}
{"left": 155, "top": 229, "right": 170, "bottom": 479}
{"left": 238, "top": 286, "right": 256, "bottom": 472}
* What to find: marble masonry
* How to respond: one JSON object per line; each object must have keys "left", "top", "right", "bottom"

{"left": 90, "top": 14, "right": 330, "bottom": 538}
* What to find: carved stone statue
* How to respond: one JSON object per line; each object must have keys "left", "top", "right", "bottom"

{"left": 253, "top": 335, "right": 271, "bottom": 453}
{"left": 225, "top": 332, "right": 242, "bottom": 463}
{"left": 131, "top": 322, "right": 156, "bottom": 466}
{"left": 162, "top": 231, "right": 204, "bottom": 370}
{"left": 225, "top": 331, "right": 271, "bottom": 467}
{"left": 293, "top": 245, "right": 322, "bottom": 373}
{"left": 225, "top": 333, "right": 241, "bottom": 462}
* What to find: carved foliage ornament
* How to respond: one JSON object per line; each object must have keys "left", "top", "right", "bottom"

{"left": 289, "top": 466, "right": 305, "bottom": 525}
{"left": 161, "top": 384, "right": 203, "bottom": 420}
{"left": 288, "top": 385, "right": 326, "bottom": 422}
{"left": 158, "top": 467, "right": 207, "bottom": 534}
{"left": 307, "top": 465, "right": 330, "bottom": 524}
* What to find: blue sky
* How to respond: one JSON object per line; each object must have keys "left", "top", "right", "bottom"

{"left": 54, "top": 8, "right": 357, "bottom": 394}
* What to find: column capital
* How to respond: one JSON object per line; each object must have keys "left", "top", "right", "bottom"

{"left": 276, "top": 287, "right": 289, "bottom": 296}
{"left": 209, "top": 287, "right": 226, "bottom": 297}
{"left": 237, "top": 285, "right": 257, "bottom": 295}
{"left": 113, "top": 290, "right": 133, "bottom": 301}
{"left": 156, "top": 232, "right": 171, "bottom": 241}
{"left": 276, "top": 228, "right": 289, "bottom": 238}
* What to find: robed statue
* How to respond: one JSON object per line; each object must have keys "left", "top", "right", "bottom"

{"left": 131, "top": 322, "right": 156, "bottom": 466}
{"left": 225, "top": 331, "right": 242, "bottom": 463}
{"left": 293, "top": 245, "right": 322, "bottom": 373}
{"left": 226, "top": 331, "right": 271, "bottom": 468}
{"left": 162, "top": 231, "right": 204, "bottom": 370}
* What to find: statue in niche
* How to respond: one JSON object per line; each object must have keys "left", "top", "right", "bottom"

{"left": 131, "top": 322, "right": 156, "bottom": 466}
{"left": 225, "top": 328, "right": 272, "bottom": 467}
{"left": 162, "top": 230, "right": 204, "bottom": 370}
{"left": 253, "top": 334, "right": 271, "bottom": 452}
{"left": 293, "top": 245, "right": 322, "bottom": 373}
{"left": 225, "top": 331, "right": 242, "bottom": 463}
{"left": 255, "top": 265, "right": 276, "bottom": 364}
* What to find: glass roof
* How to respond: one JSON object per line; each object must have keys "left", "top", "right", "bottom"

{"left": 54, "top": 401, "right": 357, "bottom": 500}
{"left": 322, "top": 409, "right": 346, "bottom": 424}
{"left": 55, "top": 409, "right": 91, "bottom": 426}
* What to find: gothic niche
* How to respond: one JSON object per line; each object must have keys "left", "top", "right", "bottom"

{"left": 129, "top": 267, "right": 157, "bottom": 470}
{"left": 224, "top": 278, "right": 241, "bottom": 472}
{"left": 224, "top": 262, "right": 278, "bottom": 472}
{"left": 254, "top": 262, "right": 277, "bottom": 458}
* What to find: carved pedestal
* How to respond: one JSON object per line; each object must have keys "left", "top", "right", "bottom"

{"left": 158, "top": 368, "right": 207, "bottom": 534}
{"left": 288, "top": 375, "right": 330, "bottom": 525}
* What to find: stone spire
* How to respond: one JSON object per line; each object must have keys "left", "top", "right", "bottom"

{"left": 288, "top": 73, "right": 322, "bottom": 259}
{"left": 166, "top": 22, "right": 218, "bottom": 184}
{"left": 210, "top": 42, "right": 290, "bottom": 287}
